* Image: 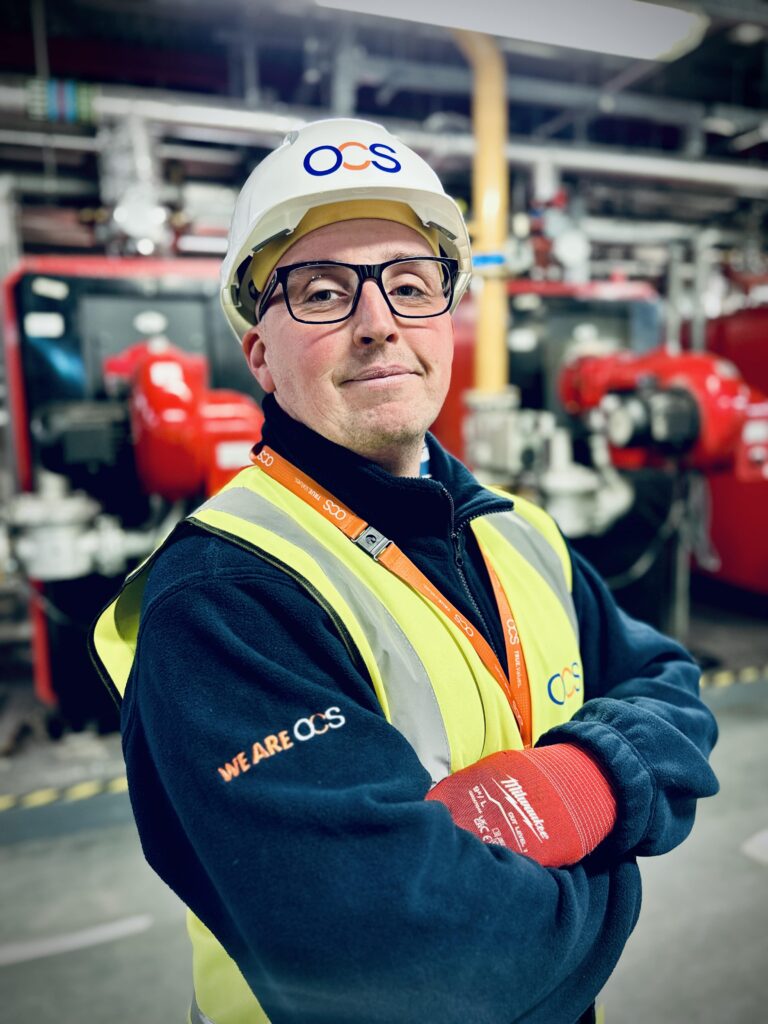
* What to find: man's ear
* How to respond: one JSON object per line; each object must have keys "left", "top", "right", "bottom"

{"left": 242, "top": 325, "right": 275, "bottom": 393}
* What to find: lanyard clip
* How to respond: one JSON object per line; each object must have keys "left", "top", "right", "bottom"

{"left": 353, "top": 525, "right": 392, "bottom": 561}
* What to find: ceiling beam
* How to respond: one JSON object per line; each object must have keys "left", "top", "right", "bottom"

{"left": 686, "top": 0, "right": 768, "bottom": 26}
{"left": 350, "top": 54, "right": 707, "bottom": 127}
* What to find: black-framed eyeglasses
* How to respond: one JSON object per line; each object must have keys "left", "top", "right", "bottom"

{"left": 255, "top": 256, "right": 459, "bottom": 325}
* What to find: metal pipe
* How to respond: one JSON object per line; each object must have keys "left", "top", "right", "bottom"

{"left": 497, "top": 139, "right": 768, "bottom": 193}
{"left": 242, "top": 41, "right": 261, "bottom": 107}
{"left": 691, "top": 230, "right": 718, "bottom": 351}
{"left": 0, "top": 129, "right": 244, "bottom": 167}
{"left": 0, "top": 128, "right": 98, "bottom": 152}
{"left": 665, "top": 243, "right": 685, "bottom": 355}
{"left": 2, "top": 79, "right": 768, "bottom": 196}
{"left": 30, "top": 0, "right": 50, "bottom": 81}
{"left": 324, "top": 52, "right": 710, "bottom": 129}
{"left": 454, "top": 31, "right": 508, "bottom": 395}
{"left": 0, "top": 176, "right": 21, "bottom": 495}
{"left": 582, "top": 217, "right": 737, "bottom": 245}
{"left": 535, "top": 58, "right": 659, "bottom": 140}
{"left": 29, "top": 1, "right": 58, "bottom": 182}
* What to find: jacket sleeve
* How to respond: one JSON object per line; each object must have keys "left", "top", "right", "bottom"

{"left": 536, "top": 546, "right": 719, "bottom": 859}
{"left": 123, "top": 533, "right": 640, "bottom": 1024}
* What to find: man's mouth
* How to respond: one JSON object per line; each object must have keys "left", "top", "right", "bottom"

{"left": 344, "top": 365, "right": 418, "bottom": 384}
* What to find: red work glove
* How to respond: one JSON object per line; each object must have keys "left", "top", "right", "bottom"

{"left": 426, "top": 744, "right": 617, "bottom": 867}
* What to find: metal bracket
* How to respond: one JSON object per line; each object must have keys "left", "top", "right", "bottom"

{"left": 353, "top": 526, "right": 391, "bottom": 560}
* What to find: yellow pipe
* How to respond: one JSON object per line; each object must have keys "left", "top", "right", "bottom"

{"left": 454, "top": 30, "right": 509, "bottom": 394}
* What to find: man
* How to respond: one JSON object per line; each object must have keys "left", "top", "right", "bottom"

{"left": 92, "top": 118, "right": 719, "bottom": 1024}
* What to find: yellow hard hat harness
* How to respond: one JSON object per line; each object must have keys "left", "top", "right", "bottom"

{"left": 250, "top": 200, "right": 441, "bottom": 292}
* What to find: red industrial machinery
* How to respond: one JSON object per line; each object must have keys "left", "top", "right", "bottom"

{"left": 432, "top": 281, "right": 768, "bottom": 611}
{"left": 4, "top": 254, "right": 767, "bottom": 729}
{"left": 104, "top": 340, "right": 262, "bottom": 500}
{"left": 432, "top": 278, "right": 659, "bottom": 462}
{"left": 707, "top": 306, "right": 768, "bottom": 396}
{"left": 559, "top": 348, "right": 768, "bottom": 594}
{"left": 2, "top": 256, "right": 263, "bottom": 730}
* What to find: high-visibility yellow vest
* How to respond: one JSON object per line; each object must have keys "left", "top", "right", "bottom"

{"left": 91, "top": 465, "right": 584, "bottom": 1024}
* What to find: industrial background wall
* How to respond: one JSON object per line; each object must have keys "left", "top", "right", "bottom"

{"left": 0, "top": 1, "right": 767, "bottom": 1022}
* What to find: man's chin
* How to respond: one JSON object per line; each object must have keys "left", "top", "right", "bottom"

{"left": 351, "top": 408, "right": 429, "bottom": 442}
{"left": 339, "top": 416, "right": 427, "bottom": 460}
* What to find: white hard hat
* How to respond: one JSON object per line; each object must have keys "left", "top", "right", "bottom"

{"left": 220, "top": 117, "right": 472, "bottom": 341}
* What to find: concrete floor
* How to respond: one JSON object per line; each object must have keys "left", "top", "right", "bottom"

{"left": 603, "top": 680, "right": 768, "bottom": 1024}
{"left": 1, "top": 586, "right": 767, "bottom": 1024}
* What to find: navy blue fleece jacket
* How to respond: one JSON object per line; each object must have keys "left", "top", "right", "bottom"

{"left": 121, "top": 394, "right": 719, "bottom": 1024}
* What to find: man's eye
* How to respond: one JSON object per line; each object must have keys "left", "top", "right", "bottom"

{"left": 298, "top": 276, "right": 352, "bottom": 302}
{"left": 391, "top": 283, "right": 426, "bottom": 297}
{"left": 306, "top": 287, "right": 338, "bottom": 303}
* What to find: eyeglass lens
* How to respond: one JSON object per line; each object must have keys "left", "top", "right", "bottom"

{"left": 284, "top": 259, "right": 452, "bottom": 323}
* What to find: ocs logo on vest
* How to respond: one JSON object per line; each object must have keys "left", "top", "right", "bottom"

{"left": 547, "top": 662, "right": 582, "bottom": 706}
{"left": 304, "top": 141, "right": 402, "bottom": 176}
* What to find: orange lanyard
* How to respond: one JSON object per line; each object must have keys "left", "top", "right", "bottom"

{"left": 251, "top": 445, "right": 532, "bottom": 747}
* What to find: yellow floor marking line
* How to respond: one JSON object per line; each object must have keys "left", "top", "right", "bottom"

{"left": 19, "top": 787, "right": 60, "bottom": 809}
{"left": 700, "top": 664, "right": 768, "bottom": 689}
{"left": 0, "top": 775, "right": 128, "bottom": 812}
{"left": 105, "top": 776, "right": 129, "bottom": 793}
{"left": 737, "top": 666, "right": 763, "bottom": 684}
{"left": 64, "top": 780, "right": 105, "bottom": 802}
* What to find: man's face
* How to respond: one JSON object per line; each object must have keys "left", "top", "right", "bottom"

{"left": 244, "top": 219, "right": 454, "bottom": 472}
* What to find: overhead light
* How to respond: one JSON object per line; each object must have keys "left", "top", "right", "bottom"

{"left": 133, "top": 310, "right": 169, "bottom": 335}
{"left": 512, "top": 293, "right": 542, "bottom": 311}
{"left": 176, "top": 234, "right": 229, "bottom": 254}
{"left": 730, "top": 122, "right": 768, "bottom": 153}
{"left": 512, "top": 213, "right": 531, "bottom": 238}
{"left": 702, "top": 115, "right": 738, "bottom": 137}
{"left": 112, "top": 184, "right": 169, "bottom": 245}
{"left": 315, "top": 0, "right": 709, "bottom": 61}
{"left": 24, "top": 312, "right": 65, "bottom": 338}
{"left": 31, "top": 277, "right": 69, "bottom": 301}
{"left": 728, "top": 23, "right": 765, "bottom": 46}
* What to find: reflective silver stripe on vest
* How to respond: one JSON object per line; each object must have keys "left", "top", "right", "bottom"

{"left": 483, "top": 511, "right": 579, "bottom": 642}
{"left": 190, "top": 488, "right": 452, "bottom": 784}
{"left": 190, "top": 994, "right": 216, "bottom": 1024}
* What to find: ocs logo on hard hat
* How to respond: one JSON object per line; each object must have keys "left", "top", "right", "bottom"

{"left": 303, "top": 140, "right": 402, "bottom": 177}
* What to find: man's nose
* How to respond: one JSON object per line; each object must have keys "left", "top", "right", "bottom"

{"left": 351, "top": 279, "right": 399, "bottom": 346}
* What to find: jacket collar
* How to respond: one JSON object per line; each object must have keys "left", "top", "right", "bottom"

{"left": 258, "top": 394, "right": 512, "bottom": 544}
